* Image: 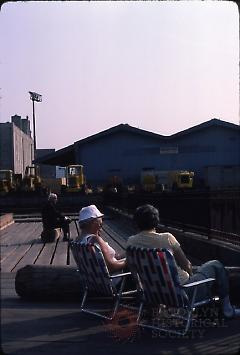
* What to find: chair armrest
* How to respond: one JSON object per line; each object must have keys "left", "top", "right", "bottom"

{"left": 110, "top": 272, "right": 132, "bottom": 279}
{"left": 182, "top": 278, "right": 215, "bottom": 288}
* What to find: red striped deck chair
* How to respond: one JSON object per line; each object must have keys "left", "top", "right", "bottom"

{"left": 70, "top": 241, "right": 135, "bottom": 320}
{"left": 126, "top": 246, "right": 216, "bottom": 336}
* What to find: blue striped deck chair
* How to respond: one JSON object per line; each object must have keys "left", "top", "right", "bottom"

{"left": 70, "top": 241, "right": 135, "bottom": 320}
{"left": 126, "top": 246, "right": 216, "bottom": 336}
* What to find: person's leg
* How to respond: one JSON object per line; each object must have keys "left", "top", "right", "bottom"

{"left": 188, "top": 260, "right": 240, "bottom": 318}
{"left": 56, "top": 217, "right": 70, "bottom": 241}
{"left": 185, "top": 269, "right": 211, "bottom": 303}
{"left": 62, "top": 220, "right": 70, "bottom": 241}
{"left": 195, "top": 260, "right": 229, "bottom": 298}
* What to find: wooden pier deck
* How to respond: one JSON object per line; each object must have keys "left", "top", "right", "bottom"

{"left": 0, "top": 215, "right": 129, "bottom": 273}
{"left": 1, "top": 215, "right": 240, "bottom": 355}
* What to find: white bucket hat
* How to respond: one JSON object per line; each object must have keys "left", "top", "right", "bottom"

{"left": 79, "top": 205, "right": 104, "bottom": 223}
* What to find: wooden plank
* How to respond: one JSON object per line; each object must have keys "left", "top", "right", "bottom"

{"left": 1, "top": 244, "right": 33, "bottom": 272}
{"left": 68, "top": 244, "right": 77, "bottom": 267}
{"left": 28, "top": 222, "right": 43, "bottom": 238}
{"left": 35, "top": 241, "right": 57, "bottom": 265}
{"left": 104, "top": 219, "right": 134, "bottom": 240}
{"left": 17, "top": 222, "right": 43, "bottom": 243}
{"left": 13, "top": 223, "right": 41, "bottom": 247}
{"left": 0, "top": 223, "right": 29, "bottom": 244}
{"left": 52, "top": 241, "right": 68, "bottom": 266}
{"left": 1, "top": 272, "right": 16, "bottom": 279}
{"left": 102, "top": 223, "right": 127, "bottom": 247}
{"left": 1, "top": 224, "right": 40, "bottom": 267}
{"left": 1, "top": 245, "right": 20, "bottom": 262}
{"left": 69, "top": 221, "right": 79, "bottom": 239}
{"left": 1, "top": 222, "right": 41, "bottom": 246}
{"left": 12, "top": 243, "right": 44, "bottom": 272}
{"left": 0, "top": 223, "right": 17, "bottom": 240}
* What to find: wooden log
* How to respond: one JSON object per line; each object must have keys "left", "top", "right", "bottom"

{"left": 15, "top": 264, "right": 84, "bottom": 300}
{"left": 15, "top": 264, "right": 240, "bottom": 304}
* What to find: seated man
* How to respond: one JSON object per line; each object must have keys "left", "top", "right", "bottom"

{"left": 77, "top": 205, "right": 126, "bottom": 272}
{"left": 127, "top": 204, "right": 240, "bottom": 319}
{"left": 41, "top": 193, "right": 71, "bottom": 241}
{"left": 76, "top": 205, "right": 136, "bottom": 291}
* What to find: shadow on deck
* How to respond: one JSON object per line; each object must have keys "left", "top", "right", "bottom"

{"left": 1, "top": 273, "right": 240, "bottom": 355}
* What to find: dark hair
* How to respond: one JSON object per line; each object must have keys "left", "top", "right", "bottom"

{"left": 134, "top": 204, "right": 159, "bottom": 230}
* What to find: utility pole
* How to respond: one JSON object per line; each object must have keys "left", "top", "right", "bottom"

{"left": 29, "top": 91, "right": 42, "bottom": 160}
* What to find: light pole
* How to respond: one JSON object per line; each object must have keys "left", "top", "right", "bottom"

{"left": 29, "top": 91, "right": 42, "bottom": 159}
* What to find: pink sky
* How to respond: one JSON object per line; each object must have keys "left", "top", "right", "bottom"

{"left": 0, "top": 1, "right": 239, "bottom": 150}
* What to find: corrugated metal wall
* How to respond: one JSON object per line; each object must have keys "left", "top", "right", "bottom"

{"left": 75, "top": 125, "right": 240, "bottom": 186}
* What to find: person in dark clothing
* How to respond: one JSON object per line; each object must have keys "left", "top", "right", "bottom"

{"left": 42, "top": 193, "right": 71, "bottom": 241}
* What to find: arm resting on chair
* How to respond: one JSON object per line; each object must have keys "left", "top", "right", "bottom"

{"left": 182, "top": 278, "right": 215, "bottom": 288}
{"left": 110, "top": 272, "right": 132, "bottom": 279}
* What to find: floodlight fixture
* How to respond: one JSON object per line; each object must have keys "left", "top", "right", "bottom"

{"left": 29, "top": 91, "right": 42, "bottom": 102}
{"left": 29, "top": 91, "right": 42, "bottom": 159}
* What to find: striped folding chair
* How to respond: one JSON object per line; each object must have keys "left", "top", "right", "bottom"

{"left": 70, "top": 241, "right": 135, "bottom": 320}
{"left": 126, "top": 246, "right": 216, "bottom": 336}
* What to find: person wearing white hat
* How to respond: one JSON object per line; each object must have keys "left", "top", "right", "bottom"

{"left": 78, "top": 205, "right": 126, "bottom": 272}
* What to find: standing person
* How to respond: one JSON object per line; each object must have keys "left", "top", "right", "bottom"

{"left": 41, "top": 193, "right": 71, "bottom": 241}
{"left": 77, "top": 205, "right": 126, "bottom": 272}
{"left": 126, "top": 204, "right": 240, "bottom": 319}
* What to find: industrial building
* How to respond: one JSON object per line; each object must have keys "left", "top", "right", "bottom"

{"left": 0, "top": 115, "right": 34, "bottom": 176}
{"left": 35, "top": 118, "right": 240, "bottom": 189}
{"left": 0, "top": 115, "right": 56, "bottom": 179}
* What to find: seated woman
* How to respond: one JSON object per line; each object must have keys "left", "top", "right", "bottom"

{"left": 76, "top": 204, "right": 126, "bottom": 272}
{"left": 126, "top": 204, "right": 240, "bottom": 319}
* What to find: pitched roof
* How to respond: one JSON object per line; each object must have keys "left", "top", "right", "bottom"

{"left": 169, "top": 118, "right": 239, "bottom": 139}
{"left": 74, "top": 123, "right": 165, "bottom": 146}
{"left": 34, "top": 144, "right": 75, "bottom": 166}
{"left": 34, "top": 118, "right": 239, "bottom": 166}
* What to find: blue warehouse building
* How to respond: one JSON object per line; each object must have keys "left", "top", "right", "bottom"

{"left": 36, "top": 118, "right": 240, "bottom": 189}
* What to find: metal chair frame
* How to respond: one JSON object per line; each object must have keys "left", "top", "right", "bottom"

{"left": 127, "top": 246, "right": 217, "bottom": 336}
{"left": 70, "top": 241, "right": 136, "bottom": 320}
